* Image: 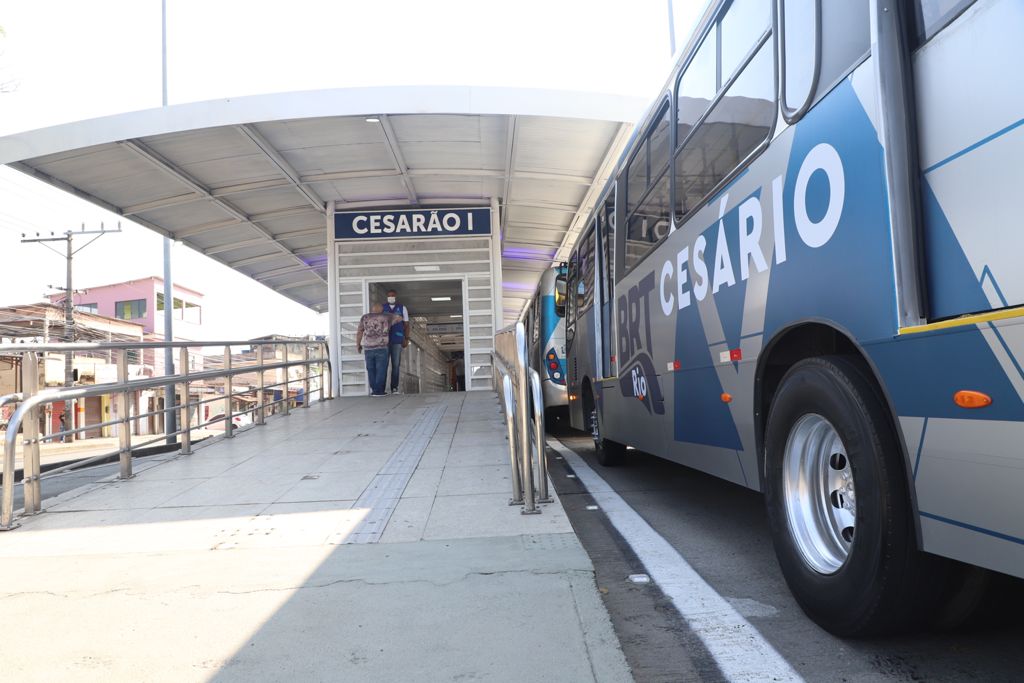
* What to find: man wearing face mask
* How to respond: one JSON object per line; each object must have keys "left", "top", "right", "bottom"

{"left": 382, "top": 289, "right": 410, "bottom": 394}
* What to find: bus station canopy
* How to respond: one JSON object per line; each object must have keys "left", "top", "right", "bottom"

{"left": 0, "top": 86, "right": 645, "bottom": 324}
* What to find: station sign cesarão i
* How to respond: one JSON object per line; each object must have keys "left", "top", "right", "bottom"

{"left": 334, "top": 208, "right": 491, "bottom": 240}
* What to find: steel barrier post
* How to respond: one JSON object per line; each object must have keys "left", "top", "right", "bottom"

{"left": 0, "top": 394, "right": 21, "bottom": 529}
{"left": 302, "top": 344, "right": 310, "bottom": 408}
{"left": 501, "top": 373, "right": 524, "bottom": 505}
{"left": 256, "top": 344, "right": 266, "bottom": 425}
{"left": 529, "top": 368, "right": 552, "bottom": 504}
{"left": 514, "top": 323, "right": 539, "bottom": 515}
{"left": 282, "top": 344, "right": 290, "bottom": 416}
{"left": 22, "top": 352, "right": 41, "bottom": 514}
{"left": 179, "top": 346, "right": 192, "bottom": 455}
{"left": 323, "top": 345, "right": 333, "bottom": 400}
{"left": 224, "top": 345, "right": 234, "bottom": 438}
{"left": 117, "top": 350, "right": 132, "bottom": 480}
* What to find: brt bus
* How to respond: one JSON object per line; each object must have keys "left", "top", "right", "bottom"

{"left": 562, "top": 0, "right": 1023, "bottom": 636}
{"left": 525, "top": 267, "right": 569, "bottom": 420}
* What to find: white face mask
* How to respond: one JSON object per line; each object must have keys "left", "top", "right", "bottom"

{"left": 387, "top": 296, "right": 396, "bottom": 304}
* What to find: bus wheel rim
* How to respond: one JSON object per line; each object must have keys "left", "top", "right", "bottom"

{"left": 782, "top": 413, "right": 855, "bottom": 574}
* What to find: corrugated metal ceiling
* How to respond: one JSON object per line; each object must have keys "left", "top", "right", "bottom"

{"left": 0, "top": 88, "right": 641, "bottom": 325}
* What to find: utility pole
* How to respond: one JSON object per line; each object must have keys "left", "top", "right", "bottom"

{"left": 161, "top": 0, "right": 178, "bottom": 445}
{"left": 23, "top": 224, "right": 121, "bottom": 441}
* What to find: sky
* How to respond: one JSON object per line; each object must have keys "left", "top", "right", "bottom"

{"left": 0, "top": 0, "right": 705, "bottom": 340}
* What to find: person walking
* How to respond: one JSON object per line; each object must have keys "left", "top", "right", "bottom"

{"left": 382, "top": 289, "right": 410, "bottom": 394}
{"left": 356, "top": 303, "right": 398, "bottom": 396}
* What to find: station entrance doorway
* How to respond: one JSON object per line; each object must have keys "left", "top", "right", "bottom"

{"left": 367, "top": 279, "right": 467, "bottom": 394}
{"left": 330, "top": 205, "right": 500, "bottom": 397}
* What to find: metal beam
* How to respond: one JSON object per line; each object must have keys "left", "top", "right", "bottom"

{"left": 175, "top": 218, "right": 243, "bottom": 239}
{"left": 500, "top": 115, "right": 519, "bottom": 240}
{"left": 123, "top": 178, "right": 297, "bottom": 216}
{"left": 117, "top": 139, "right": 327, "bottom": 284}
{"left": 248, "top": 205, "right": 319, "bottom": 223}
{"left": 9, "top": 162, "right": 173, "bottom": 240}
{"left": 277, "top": 277, "right": 326, "bottom": 292}
{"left": 299, "top": 169, "right": 400, "bottom": 184}
{"left": 332, "top": 197, "right": 491, "bottom": 212}
{"left": 378, "top": 114, "right": 418, "bottom": 204}
{"left": 254, "top": 263, "right": 316, "bottom": 281}
{"left": 230, "top": 245, "right": 323, "bottom": 268}
{"left": 212, "top": 177, "right": 292, "bottom": 197}
{"left": 506, "top": 200, "right": 580, "bottom": 213}
{"left": 202, "top": 236, "right": 269, "bottom": 256}
{"left": 123, "top": 192, "right": 203, "bottom": 215}
{"left": 275, "top": 226, "right": 328, "bottom": 240}
{"left": 236, "top": 124, "right": 325, "bottom": 213}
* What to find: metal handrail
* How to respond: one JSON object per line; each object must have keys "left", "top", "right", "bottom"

{"left": 1, "top": 339, "right": 331, "bottom": 529}
{"left": 493, "top": 322, "right": 542, "bottom": 514}
{"left": 528, "top": 368, "right": 551, "bottom": 504}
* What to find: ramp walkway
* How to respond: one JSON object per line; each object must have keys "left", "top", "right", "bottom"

{"left": 0, "top": 392, "right": 630, "bottom": 682}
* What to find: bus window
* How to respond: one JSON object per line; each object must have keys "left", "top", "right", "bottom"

{"left": 600, "top": 195, "right": 615, "bottom": 303}
{"left": 677, "top": 27, "right": 717, "bottom": 147}
{"left": 625, "top": 173, "right": 671, "bottom": 272}
{"left": 780, "top": 0, "right": 818, "bottom": 118}
{"left": 913, "top": 0, "right": 976, "bottom": 44}
{"left": 816, "top": 1, "right": 869, "bottom": 101}
{"left": 554, "top": 272, "right": 567, "bottom": 318}
{"left": 626, "top": 145, "right": 647, "bottom": 216}
{"left": 720, "top": 0, "right": 771, "bottom": 81}
{"left": 580, "top": 224, "right": 596, "bottom": 312}
{"left": 566, "top": 250, "right": 579, "bottom": 325}
{"left": 648, "top": 104, "right": 672, "bottom": 178}
{"left": 674, "top": 41, "right": 774, "bottom": 220}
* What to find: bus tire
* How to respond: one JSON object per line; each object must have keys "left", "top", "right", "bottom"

{"left": 589, "top": 391, "right": 625, "bottom": 467}
{"left": 764, "top": 355, "right": 945, "bottom": 636}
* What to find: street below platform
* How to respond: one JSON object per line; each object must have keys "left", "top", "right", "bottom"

{"left": 548, "top": 428, "right": 1024, "bottom": 683}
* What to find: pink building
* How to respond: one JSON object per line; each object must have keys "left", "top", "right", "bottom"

{"left": 49, "top": 277, "right": 204, "bottom": 340}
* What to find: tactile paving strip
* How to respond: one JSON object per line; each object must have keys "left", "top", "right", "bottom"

{"left": 336, "top": 403, "right": 446, "bottom": 544}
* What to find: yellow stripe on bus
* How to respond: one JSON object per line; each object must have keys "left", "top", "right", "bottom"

{"left": 899, "top": 306, "right": 1024, "bottom": 335}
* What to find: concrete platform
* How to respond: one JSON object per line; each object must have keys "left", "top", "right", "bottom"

{"left": 0, "top": 393, "right": 631, "bottom": 682}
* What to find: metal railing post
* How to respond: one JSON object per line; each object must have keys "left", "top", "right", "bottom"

{"left": 0, "top": 393, "right": 22, "bottom": 529}
{"left": 302, "top": 344, "right": 310, "bottom": 408}
{"left": 282, "top": 344, "right": 290, "bottom": 416}
{"left": 529, "top": 368, "right": 552, "bottom": 504}
{"left": 224, "top": 345, "right": 234, "bottom": 438}
{"left": 117, "top": 350, "right": 133, "bottom": 480}
{"left": 323, "top": 344, "right": 333, "bottom": 400}
{"left": 514, "top": 323, "right": 539, "bottom": 515}
{"left": 179, "top": 347, "right": 191, "bottom": 455}
{"left": 501, "top": 373, "right": 524, "bottom": 505}
{"left": 256, "top": 344, "right": 266, "bottom": 425}
{"left": 22, "top": 352, "right": 41, "bottom": 514}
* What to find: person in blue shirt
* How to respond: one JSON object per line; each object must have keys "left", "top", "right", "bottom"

{"left": 382, "top": 289, "right": 410, "bottom": 394}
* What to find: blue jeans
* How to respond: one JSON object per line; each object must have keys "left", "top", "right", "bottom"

{"left": 364, "top": 347, "right": 389, "bottom": 395}
{"left": 388, "top": 343, "right": 403, "bottom": 392}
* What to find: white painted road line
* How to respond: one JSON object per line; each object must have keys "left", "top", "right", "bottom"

{"left": 548, "top": 438, "right": 803, "bottom": 683}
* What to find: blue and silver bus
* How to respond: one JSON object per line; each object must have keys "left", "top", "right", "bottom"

{"left": 526, "top": 266, "right": 569, "bottom": 420}
{"left": 562, "top": 0, "right": 1023, "bottom": 635}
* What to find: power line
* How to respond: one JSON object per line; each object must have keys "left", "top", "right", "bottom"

{"left": 21, "top": 223, "right": 122, "bottom": 441}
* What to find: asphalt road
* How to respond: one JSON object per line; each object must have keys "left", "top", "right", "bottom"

{"left": 8, "top": 462, "right": 120, "bottom": 513}
{"left": 548, "top": 428, "right": 1024, "bottom": 683}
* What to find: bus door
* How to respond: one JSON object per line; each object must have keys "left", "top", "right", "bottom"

{"left": 597, "top": 193, "right": 616, "bottom": 378}
{"left": 912, "top": 0, "right": 1024, "bottom": 319}
{"left": 564, "top": 249, "right": 582, "bottom": 424}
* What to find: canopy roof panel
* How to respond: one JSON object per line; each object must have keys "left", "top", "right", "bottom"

{"left": 0, "top": 86, "right": 645, "bottom": 324}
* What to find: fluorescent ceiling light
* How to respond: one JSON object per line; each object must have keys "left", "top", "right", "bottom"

{"left": 414, "top": 265, "right": 440, "bottom": 272}
{"left": 431, "top": 296, "right": 452, "bottom": 302}
{"left": 450, "top": 314, "right": 462, "bottom": 319}
{"left": 365, "top": 117, "right": 380, "bottom": 123}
